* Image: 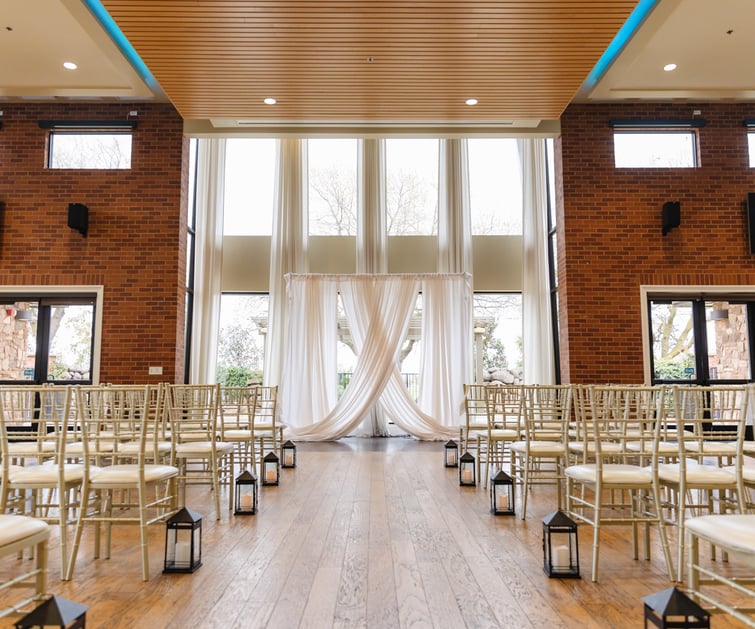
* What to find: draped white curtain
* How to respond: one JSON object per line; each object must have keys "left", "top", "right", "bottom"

{"left": 282, "top": 274, "right": 469, "bottom": 441}
{"left": 189, "top": 138, "right": 226, "bottom": 384}
{"left": 265, "top": 139, "right": 308, "bottom": 388}
{"left": 519, "top": 138, "right": 555, "bottom": 384}
{"left": 438, "top": 138, "right": 472, "bottom": 274}
{"left": 355, "top": 138, "right": 391, "bottom": 435}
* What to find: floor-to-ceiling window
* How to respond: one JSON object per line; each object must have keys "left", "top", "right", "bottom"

{"left": 189, "top": 136, "right": 552, "bottom": 388}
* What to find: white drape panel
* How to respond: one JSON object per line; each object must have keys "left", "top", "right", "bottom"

{"left": 280, "top": 278, "right": 338, "bottom": 429}
{"left": 438, "top": 138, "right": 472, "bottom": 274}
{"left": 519, "top": 138, "right": 555, "bottom": 384}
{"left": 189, "top": 138, "right": 226, "bottom": 384}
{"left": 417, "top": 275, "right": 472, "bottom": 426}
{"left": 282, "top": 274, "right": 466, "bottom": 441}
{"left": 357, "top": 139, "right": 387, "bottom": 274}
{"left": 356, "top": 139, "right": 390, "bottom": 435}
{"left": 265, "top": 139, "right": 308, "bottom": 388}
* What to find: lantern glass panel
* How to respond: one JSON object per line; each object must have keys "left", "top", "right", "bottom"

{"left": 444, "top": 440, "right": 458, "bottom": 467}
{"left": 235, "top": 471, "right": 258, "bottom": 514}
{"left": 490, "top": 471, "right": 515, "bottom": 515}
{"left": 263, "top": 452, "right": 280, "bottom": 485}
{"left": 282, "top": 441, "right": 296, "bottom": 468}
{"left": 459, "top": 452, "right": 476, "bottom": 485}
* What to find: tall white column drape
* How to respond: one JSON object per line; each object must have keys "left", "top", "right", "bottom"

{"left": 189, "top": 138, "right": 226, "bottom": 384}
{"left": 519, "top": 138, "right": 555, "bottom": 384}
{"left": 438, "top": 138, "right": 473, "bottom": 274}
{"left": 281, "top": 274, "right": 469, "bottom": 441}
{"left": 265, "top": 139, "right": 308, "bottom": 388}
{"left": 355, "top": 138, "right": 391, "bottom": 436}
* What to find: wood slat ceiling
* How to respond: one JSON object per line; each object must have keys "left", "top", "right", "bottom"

{"left": 100, "top": 1, "right": 637, "bottom": 127}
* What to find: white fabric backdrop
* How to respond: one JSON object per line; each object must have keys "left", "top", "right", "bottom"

{"left": 189, "top": 138, "right": 226, "bottom": 384}
{"left": 282, "top": 274, "right": 469, "bottom": 440}
{"left": 265, "top": 139, "right": 308, "bottom": 388}
{"left": 519, "top": 138, "right": 555, "bottom": 384}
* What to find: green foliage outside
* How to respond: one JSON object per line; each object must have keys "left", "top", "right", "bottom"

{"left": 653, "top": 356, "right": 695, "bottom": 381}
{"left": 216, "top": 365, "right": 263, "bottom": 387}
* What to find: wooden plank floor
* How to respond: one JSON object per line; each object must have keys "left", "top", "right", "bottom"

{"left": 0, "top": 437, "right": 751, "bottom": 628}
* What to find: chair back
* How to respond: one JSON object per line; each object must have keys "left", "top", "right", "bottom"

{"left": 670, "top": 384, "right": 749, "bottom": 463}
{"left": 463, "top": 384, "right": 489, "bottom": 432}
{"left": 219, "top": 385, "right": 258, "bottom": 434}
{"left": 521, "top": 384, "right": 573, "bottom": 442}
{"left": 166, "top": 383, "right": 220, "bottom": 443}
{"left": 75, "top": 385, "right": 155, "bottom": 467}
{"left": 484, "top": 384, "right": 523, "bottom": 433}
{"left": 252, "top": 385, "right": 278, "bottom": 429}
{"left": 0, "top": 385, "right": 72, "bottom": 465}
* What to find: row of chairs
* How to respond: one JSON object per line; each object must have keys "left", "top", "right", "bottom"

{"left": 0, "top": 382, "right": 280, "bottom": 585}
{"left": 462, "top": 382, "right": 755, "bottom": 584}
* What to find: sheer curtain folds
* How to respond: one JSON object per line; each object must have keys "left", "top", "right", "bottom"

{"left": 265, "top": 139, "right": 308, "bottom": 387}
{"left": 519, "top": 138, "right": 555, "bottom": 384}
{"left": 281, "top": 274, "right": 470, "bottom": 440}
{"left": 190, "top": 138, "right": 226, "bottom": 384}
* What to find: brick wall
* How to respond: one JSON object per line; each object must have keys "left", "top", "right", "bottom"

{"left": 558, "top": 103, "right": 755, "bottom": 383}
{"left": 0, "top": 102, "right": 187, "bottom": 383}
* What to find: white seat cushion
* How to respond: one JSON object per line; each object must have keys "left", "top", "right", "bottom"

{"left": 658, "top": 462, "right": 739, "bottom": 486}
{"left": 223, "top": 429, "right": 253, "bottom": 440}
{"left": 9, "top": 463, "right": 85, "bottom": 485}
{"left": 7, "top": 441, "right": 56, "bottom": 456}
{"left": 488, "top": 429, "right": 519, "bottom": 440}
{"left": 175, "top": 441, "right": 235, "bottom": 457}
{"left": 510, "top": 441, "right": 565, "bottom": 456}
{"left": 0, "top": 515, "right": 49, "bottom": 548}
{"left": 565, "top": 463, "right": 652, "bottom": 485}
{"left": 685, "top": 514, "right": 755, "bottom": 564}
{"left": 90, "top": 464, "right": 178, "bottom": 485}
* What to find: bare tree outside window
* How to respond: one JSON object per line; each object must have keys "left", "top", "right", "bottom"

{"left": 49, "top": 133, "right": 132, "bottom": 169}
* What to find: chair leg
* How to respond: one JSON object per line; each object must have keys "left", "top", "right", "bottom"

{"left": 65, "top": 482, "right": 91, "bottom": 581}
{"left": 138, "top": 484, "right": 150, "bottom": 582}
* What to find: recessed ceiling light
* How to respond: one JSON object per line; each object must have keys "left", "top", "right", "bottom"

{"left": 663, "top": 63, "right": 677, "bottom": 72}
{"left": 263, "top": 97, "right": 277, "bottom": 105}
{"left": 63, "top": 61, "right": 78, "bottom": 70}
{"left": 465, "top": 98, "right": 478, "bottom": 106}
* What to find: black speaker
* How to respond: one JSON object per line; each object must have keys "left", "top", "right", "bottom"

{"left": 747, "top": 193, "right": 755, "bottom": 254}
{"left": 67, "top": 203, "right": 88, "bottom": 237}
{"left": 662, "top": 201, "right": 680, "bottom": 236}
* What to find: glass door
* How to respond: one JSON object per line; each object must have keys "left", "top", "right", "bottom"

{"left": 649, "top": 297, "right": 754, "bottom": 385}
{"left": 0, "top": 295, "right": 96, "bottom": 384}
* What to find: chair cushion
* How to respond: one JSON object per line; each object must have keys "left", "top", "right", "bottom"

{"left": 0, "top": 515, "right": 49, "bottom": 548}
{"left": 9, "top": 463, "right": 85, "bottom": 485}
{"left": 223, "top": 429, "right": 253, "bottom": 440}
{"left": 510, "top": 441, "right": 565, "bottom": 456}
{"left": 685, "top": 514, "right": 755, "bottom": 564}
{"left": 6, "top": 441, "right": 56, "bottom": 456}
{"left": 658, "top": 462, "right": 739, "bottom": 486}
{"left": 175, "top": 441, "right": 235, "bottom": 457}
{"left": 90, "top": 464, "right": 178, "bottom": 485}
{"left": 488, "top": 429, "right": 519, "bottom": 440}
{"left": 565, "top": 463, "right": 652, "bottom": 484}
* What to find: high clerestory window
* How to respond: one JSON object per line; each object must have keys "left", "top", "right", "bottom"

{"left": 48, "top": 132, "right": 132, "bottom": 169}
{"left": 610, "top": 119, "right": 705, "bottom": 168}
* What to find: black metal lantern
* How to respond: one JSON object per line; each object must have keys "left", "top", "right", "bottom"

{"left": 542, "top": 509, "right": 580, "bottom": 578}
{"left": 490, "top": 469, "right": 515, "bottom": 515}
{"left": 234, "top": 469, "right": 258, "bottom": 515}
{"left": 642, "top": 587, "right": 710, "bottom": 629}
{"left": 459, "top": 451, "right": 476, "bottom": 486}
{"left": 281, "top": 440, "right": 297, "bottom": 468}
{"left": 262, "top": 451, "right": 280, "bottom": 485}
{"left": 13, "top": 596, "right": 88, "bottom": 629}
{"left": 444, "top": 439, "right": 459, "bottom": 467}
{"left": 163, "top": 507, "right": 202, "bottom": 573}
